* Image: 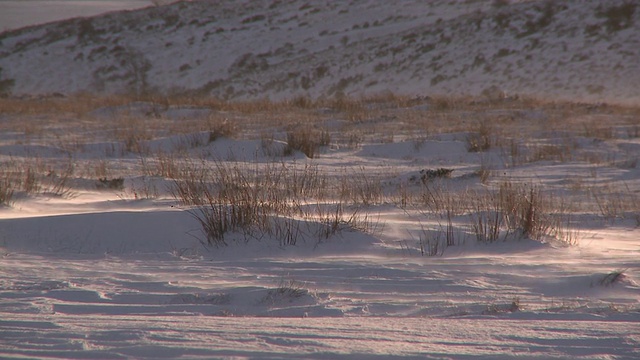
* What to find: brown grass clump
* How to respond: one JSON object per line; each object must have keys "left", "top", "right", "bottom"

{"left": 171, "top": 159, "right": 376, "bottom": 246}
{"left": 285, "top": 126, "right": 331, "bottom": 158}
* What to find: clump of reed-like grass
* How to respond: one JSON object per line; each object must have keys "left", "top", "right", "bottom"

{"left": 284, "top": 126, "right": 331, "bottom": 158}
{"left": 339, "top": 167, "right": 384, "bottom": 206}
{"left": 0, "top": 174, "right": 14, "bottom": 206}
{"left": 172, "top": 157, "right": 382, "bottom": 247}
{"left": 3, "top": 158, "right": 76, "bottom": 199}
{"left": 413, "top": 179, "right": 579, "bottom": 256}
{"left": 466, "top": 121, "right": 493, "bottom": 152}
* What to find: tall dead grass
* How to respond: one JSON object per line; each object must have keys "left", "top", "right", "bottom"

{"left": 2, "top": 93, "right": 637, "bottom": 249}
{"left": 171, "top": 159, "right": 377, "bottom": 246}
{"left": 285, "top": 126, "right": 331, "bottom": 158}
{"left": 0, "top": 157, "right": 75, "bottom": 203}
{"left": 412, "top": 179, "right": 579, "bottom": 254}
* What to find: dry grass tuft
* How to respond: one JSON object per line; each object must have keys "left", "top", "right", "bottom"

{"left": 208, "top": 119, "right": 239, "bottom": 142}
{"left": 466, "top": 121, "right": 494, "bottom": 152}
{"left": 285, "top": 126, "right": 331, "bottom": 158}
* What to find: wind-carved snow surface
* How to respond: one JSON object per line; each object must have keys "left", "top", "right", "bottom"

{"left": 0, "top": 0, "right": 639, "bottom": 104}
{"left": 1, "top": 99, "right": 640, "bottom": 358}
{"left": 2, "top": 203, "right": 640, "bottom": 359}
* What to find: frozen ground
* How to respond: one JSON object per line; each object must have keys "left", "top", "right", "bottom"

{"left": 0, "top": 97, "right": 639, "bottom": 359}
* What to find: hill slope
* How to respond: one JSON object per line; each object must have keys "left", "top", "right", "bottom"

{"left": 0, "top": 0, "right": 638, "bottom": 103}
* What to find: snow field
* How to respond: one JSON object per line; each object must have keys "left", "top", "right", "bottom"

{"left": 0, "top": 95, "right": 639, "bottom": 358}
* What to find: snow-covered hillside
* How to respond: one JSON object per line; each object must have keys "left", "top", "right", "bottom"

{"left": 1, "top": 0, "right": 639, "bottom": 103}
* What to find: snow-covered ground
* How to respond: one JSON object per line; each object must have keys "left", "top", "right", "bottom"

{"left": 0, "top": 96, "right": 639, "bottom": 359}
{"left": 0, "top": 0, "right": 639, "bottom": 358}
